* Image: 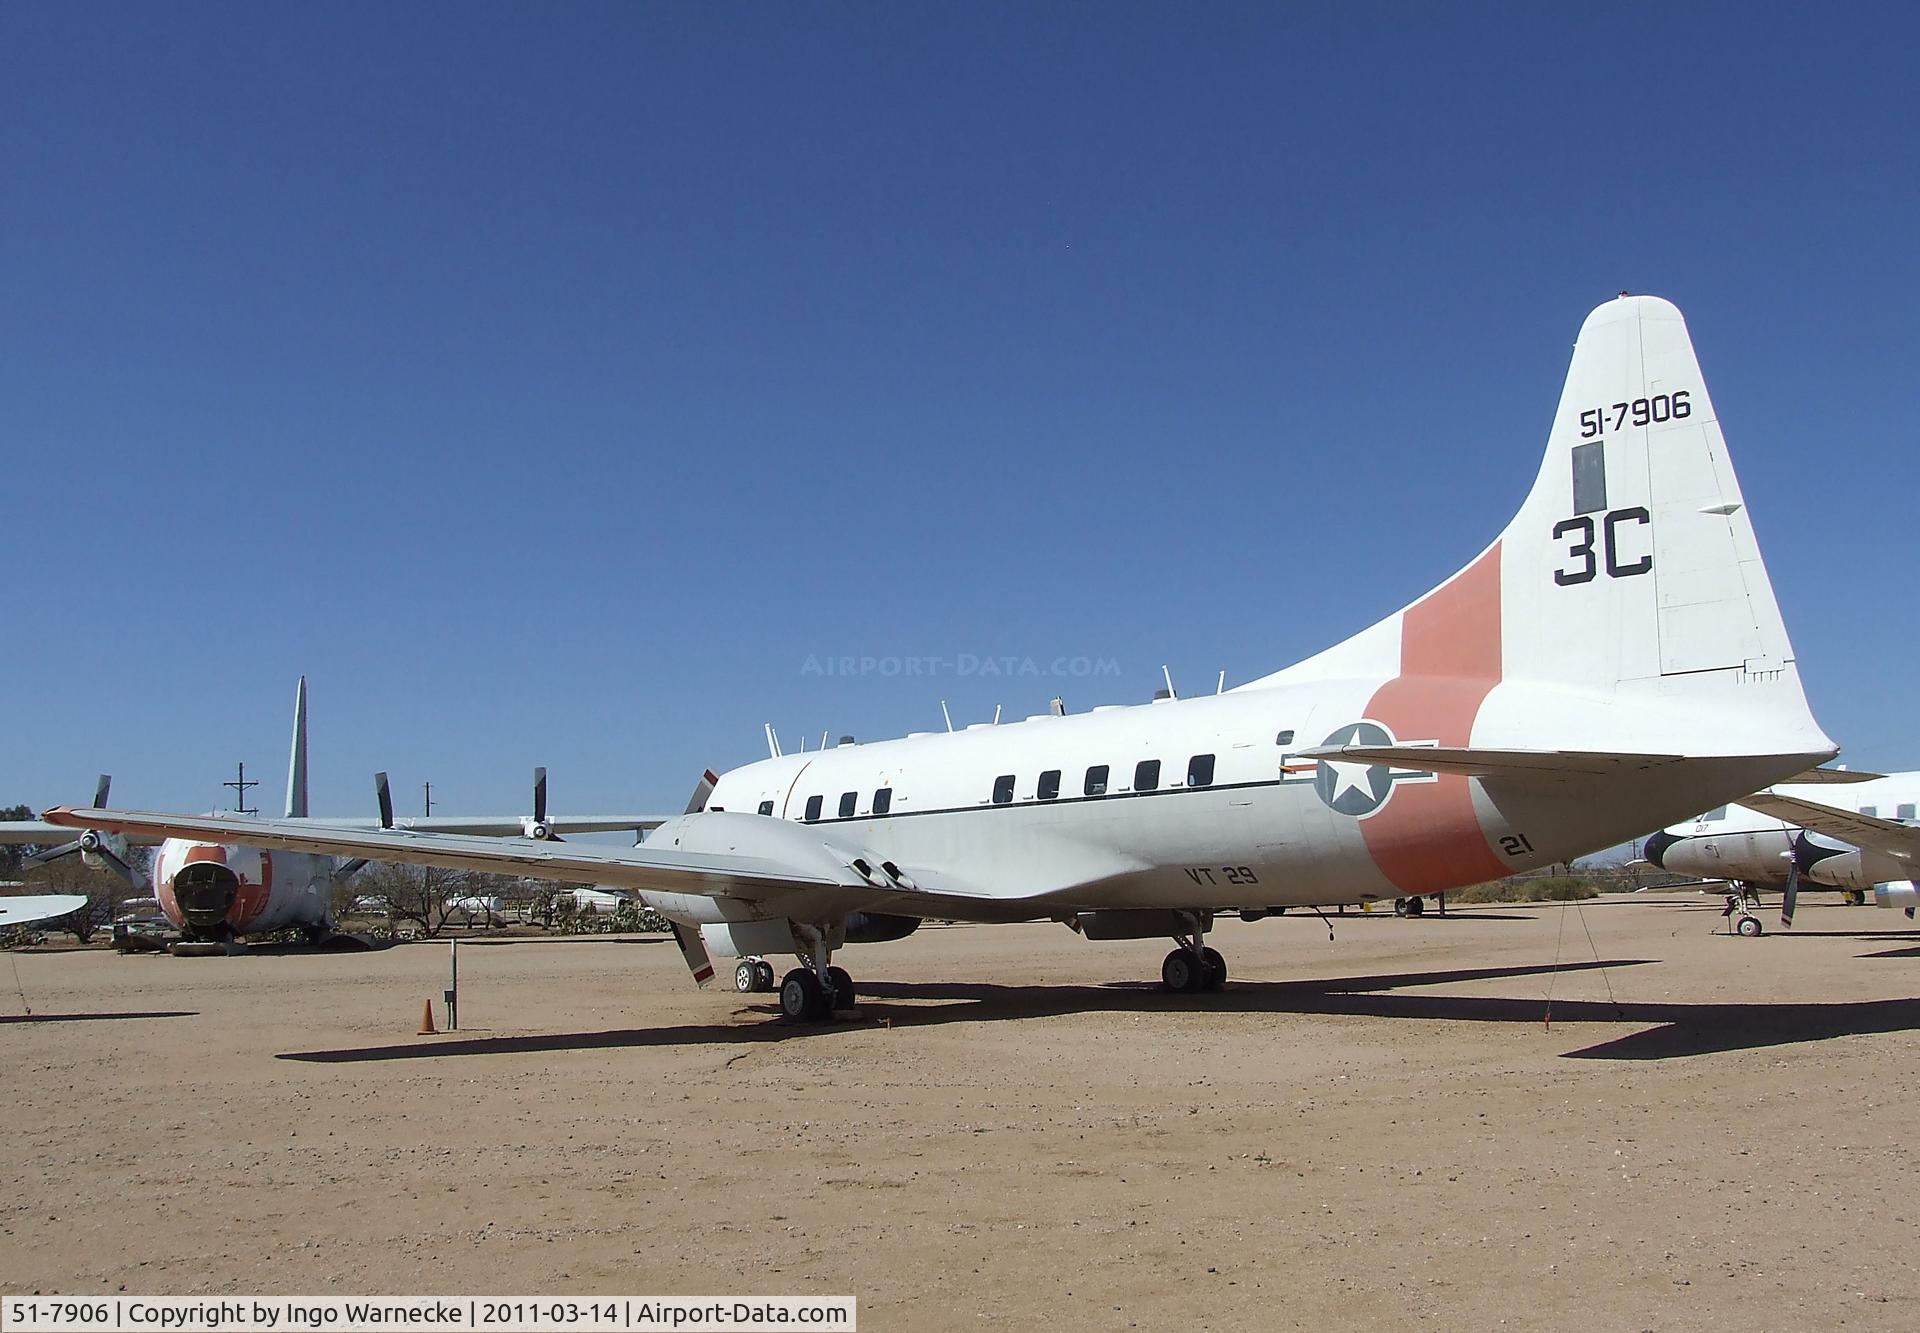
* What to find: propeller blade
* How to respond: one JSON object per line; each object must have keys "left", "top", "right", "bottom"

{"left": 92, "top": 774, "right": 111, "bottom": 809}
{"left": 92, "top": 843, "right": 150, "bottom": 892}
{"left": 1781, "top": 833, "right": 1804, "bottom": 928}
{"left": 375, "top": 772, "right": 394, "bottom": 830}
{"left": 533, "top": 767, "right": 548, "bottom": 825}
{"left": 25, "top": 839, "right": 84, "bottom": 867}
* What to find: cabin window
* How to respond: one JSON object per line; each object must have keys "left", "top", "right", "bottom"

{"left": 757, "top": 800, "right": 774, "bottom": 816}
{"left": 804, "top": 795, "right": 823, "bottom": 822}
{"left": 1084, "top": 765, "right": 1110, "bottom": 797}
{"left": 839, "top": 791, "right": 858, "bottom": 818}
{"left": 1899, "top": 803, "right": 1916, "bottom": 820}
{"left": 992, "top": 774, "right": 1016, "bottom": 804}
{"left": 1188, "top": 754, "right": 1216, "bottom": 788}
{"left": 1275, "top": 729, "right": 1295, "bottom": 745}
{"left": 874, "top": 787, "right": 893, "bottom": 815}
{"left": 1861, "top": 805, "right": 1878, "bottom": 817}
{"left": 1037, "top": 769, "right": 1061, "bottom": 801}
{"left": 1134, "top": 759, "right": 1161, "bottom": 792}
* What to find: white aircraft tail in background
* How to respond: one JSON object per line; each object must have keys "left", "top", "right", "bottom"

{"left": 50, "top": 295, "right": 1839, "bottom": 1015}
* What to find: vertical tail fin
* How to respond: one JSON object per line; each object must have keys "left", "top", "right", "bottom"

{"left": 284, "top": 676, "right": 309, "bottom": 819}
{"left": 1245, "top": 294, "right": 1831, "bottom": 760}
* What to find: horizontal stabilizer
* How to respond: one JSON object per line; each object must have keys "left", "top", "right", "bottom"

{"left": 1742, "top": 792, "right": 1920, "bottom": 863}
{"left": 1296, "top": 744, "right": 1687, "bottom": 780}
{"left": 1779, "top": 767, "right": 1885, "bottom": 785}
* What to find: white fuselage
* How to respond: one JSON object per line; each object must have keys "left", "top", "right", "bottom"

{"left": 669, "top": 674, "right": 1820, "bottom": 931}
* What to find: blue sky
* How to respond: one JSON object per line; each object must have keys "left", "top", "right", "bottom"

{"left": 3, "top": 3, "right": 1915, "bottom": 818}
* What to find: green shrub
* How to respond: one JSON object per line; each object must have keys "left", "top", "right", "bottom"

{"left": 1450, "top": 874, "right": 1601, "bottom": 904}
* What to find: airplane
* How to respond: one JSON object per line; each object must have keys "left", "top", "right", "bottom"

{"left": 48, "top": 294, "right": 1841, "bottom": 1016}
{"left": 6, "top": 678, "right": 665, "bottom": 950}
{"left": 1641, "top": 771, "right": 1919, "bottom": 932}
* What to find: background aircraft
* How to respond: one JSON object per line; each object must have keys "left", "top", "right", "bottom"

{"left": 1642, "top": 770, "right": 1920, "bottom": 931}
{"left": 4, "top": 678, "right": 663, "bottom": 948}
{"left": 51, "top": 295, "right": 1840, "bottom": 1015}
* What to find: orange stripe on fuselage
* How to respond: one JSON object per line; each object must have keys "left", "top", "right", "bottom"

{"left": 1359, "top": 543, "right": 1511, "bottom": 892}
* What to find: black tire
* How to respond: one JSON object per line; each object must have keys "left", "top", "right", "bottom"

{"left": 1405, "top": 895, "right": 1426, "bottom": 917}
{"left": 780, "top": 968, "right": 828, "bottom": 1021}
{"left": 1200, "top": 947, "right": 1227, "bottom": 991}
{"left": 735, "top": 960, "right": 760, "bottom": 993}
{"left": 1844, "top": 889, "right": 1865, "bottom": 907}
{"left": 1736, "top": 915, "right": 1764, "bottom": 938}
{"left": 826, "top": 965, "right": 856, "bottom": 1009}
{"left": 754, "top": 959, "right": 776, "bottom": 991}
{"left": 1393, "top": 897, "right": 1409, "bottom": 917}
{"left": 1161, "top": 949, "right": 1202, "bottom": 993}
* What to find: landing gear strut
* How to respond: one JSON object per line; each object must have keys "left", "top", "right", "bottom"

{"left": 1722, "top": 882, "right": 1764, "bottom": 937}
{"left": 1161, "top": 916, "right": 1227, "bottom": 993}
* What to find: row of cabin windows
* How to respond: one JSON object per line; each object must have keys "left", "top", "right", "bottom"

{"left": 781, "top": 753, "right": 1222, "bottom": 821}
{"left": 993, "top": 754, "right": 1215, "bottom": 805}
{"left": 793, "top": 787, "right": 896, "bottom": 822}
{"left": 1861, "top": 803, "right": 1917, "bottom": 820}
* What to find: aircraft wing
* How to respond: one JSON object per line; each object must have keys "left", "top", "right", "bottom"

{"left": 39, "top": 806, "right": 1052, "bottom": 923}
{"left": 0, "top": 893, "right": 89, "bottom": 928}
{"left": 0, "top": 819, "right": 168, "bottom": 845}
{"left": 1741, "top": 792, "right": 1920, "bottom": 864}
{"left": 1296, "top": 745, "right": 1687, "bottom": 779}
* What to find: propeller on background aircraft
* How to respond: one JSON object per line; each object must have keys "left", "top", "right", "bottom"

{"left": 26, "top": 775, "right": 150, "bottom": 891}
{"left": 523, "top": 767, "right": 558, "bottom": 840}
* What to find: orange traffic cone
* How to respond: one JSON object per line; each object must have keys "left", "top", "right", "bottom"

{"left": 418, "top": 999, "right": 439, "bottom": 1035}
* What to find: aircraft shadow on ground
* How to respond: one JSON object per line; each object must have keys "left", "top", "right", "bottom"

{"left": 0, "top": 1010, "right": 196, "bottom": 1024}
{"left": 274, "top": 957, "right": 1920, "bottom": 1065}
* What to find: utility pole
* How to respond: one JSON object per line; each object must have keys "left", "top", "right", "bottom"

{"left": 423, "top": 781, "right": 434, "bottom": 817}
{"left": 223, "top": 762, "right": 259, "bottom": 815}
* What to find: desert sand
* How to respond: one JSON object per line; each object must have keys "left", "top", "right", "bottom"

{"left": 2, "top": 893, "right": 1916, "bottom": 1331}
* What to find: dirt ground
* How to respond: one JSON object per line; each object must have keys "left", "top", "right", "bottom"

{"left": 2, "top": 893, "right": 1916, "bottom": 1331}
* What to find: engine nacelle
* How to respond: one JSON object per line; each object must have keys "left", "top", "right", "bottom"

{"left": 1872, "top": 881, "right": 1918, "bottom": 914}
{"left": 1070, "top": 909, "right": 1213, "bottom": 940}
{"left": 842, "top": 912, "right": 921, "bottom": 944}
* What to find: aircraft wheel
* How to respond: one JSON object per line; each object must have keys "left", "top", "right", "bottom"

{"left": 1161, "top": 949, "right": 1204, "bottom": 993}
{"left": 1736, "top": 915, "right": 1764, "bottom": 938}
{"left": 826, "top": 965, "right": 856, "bottom": 1010}
{"left": 1844, "top": 890, "right": 1865, "bottom": 907}
{"left": 1393, "top": 897, "right": 1409, "bottom": 917}
{"left": 735, "top": 959, "right": 761, "bottom": 993}
{"left": 1200, "top": 947, "right": 1227, "bottom": 991}
{"left": 754, "top": 959, "right": 776, "bottom": 991}
{"left": 1405, "top": 895, "right": 1426, "bottom": 917}
{"left": 780, "top": 968, "right": 829, "bottom": 1021}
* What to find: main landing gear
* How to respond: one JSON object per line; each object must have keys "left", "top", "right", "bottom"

{"left": 774, "top": 931, "right": 859, "bottom": 1022}
{"left": 1393, "top": 895, "right": 1427, "bottom": 918}
{"left": 1161, "top": 916, "right": 1227, "bottom": 993}
{"left": 734, "top": 957, "right": 777, "bottom": 993}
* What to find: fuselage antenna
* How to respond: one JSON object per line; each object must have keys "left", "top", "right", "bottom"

{"left": 992, "top": 704, "right": 1002, "bottom": 725}
{"left": 1161, "top": 665, "right": 1179, "bottom": 700}
{"left": 764, "top": 723, "right": 782, "bottom": 759}
{"left": 1216, "top": 669, "right": 1226, "bottom": 695}
{"left": 941, "top": 700, "right": 954, "bottom": 733}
